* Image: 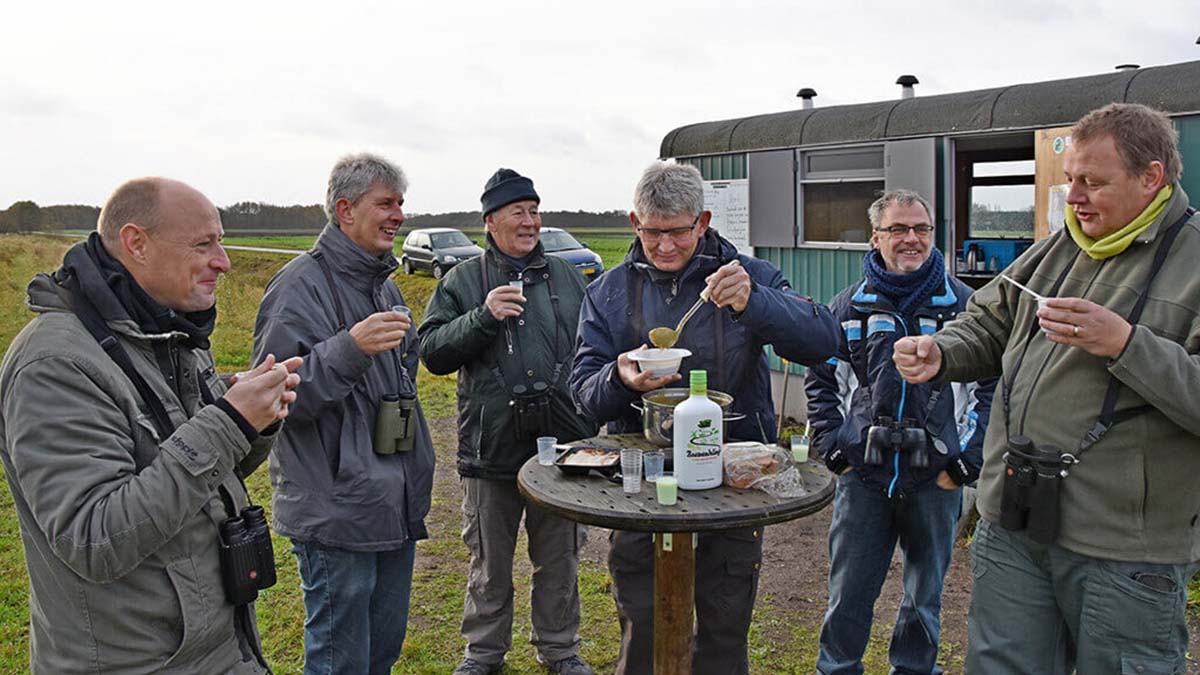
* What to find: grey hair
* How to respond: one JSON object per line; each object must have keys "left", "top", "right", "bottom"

{"left": 633, "top": 162, "right": 704, "bottom": 220}
{"left": 97, "top": 177, "right": 165, "bottom": 245}
{"left": 868, "top": 189, "right": 934, "bottom": 230}
{"left": 325, "top": 153, "right": 408, "bottom": 225}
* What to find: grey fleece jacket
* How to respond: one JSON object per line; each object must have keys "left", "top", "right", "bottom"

{"left": 252, "top": 223, "right": 435, "bottom": 551}
{"left": 0, "top": 274, "right": 271, "bottom": 674}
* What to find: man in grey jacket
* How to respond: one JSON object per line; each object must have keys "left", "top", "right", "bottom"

{"left": 0, "top": 177, "right": 301, "bottom": 674}
{"left": 252, "top": 153, "right": 436, "bottom": 675}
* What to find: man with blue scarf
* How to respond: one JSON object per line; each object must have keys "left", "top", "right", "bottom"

{"left": 806, "top": 189, "right": 994, "bottom": 675}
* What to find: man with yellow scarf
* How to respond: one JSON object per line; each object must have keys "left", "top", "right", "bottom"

{"left": 893, "top": 102, "right": 1200, "bottom": 674}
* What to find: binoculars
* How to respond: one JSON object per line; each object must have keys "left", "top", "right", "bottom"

{"left": 218, "top": 505, "right": 277, "bottom": 606}
{"left": 999, "top": 435, "right": 1067, "bottom": 545}
{"left": 510, "top": 382, "right": 551, "bottom": 441}
{"left": 374, "top": 393, "right": 418, "bottom": 454}
{"left": 864, "top": 416, "right": 928, "bottom": 467}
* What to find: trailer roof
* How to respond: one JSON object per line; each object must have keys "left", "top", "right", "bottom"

{"left": 661, "top": 60, "right": 1200, "bottom": 158}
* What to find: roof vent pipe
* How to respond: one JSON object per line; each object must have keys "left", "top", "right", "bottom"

{"left": 796, "top": 87, "right": 817, "bottom": 109}
{"left": 1115, "top": 64, "right": 1140, "bottom": 71}
{"left": 896, "top": 75, "right": 919, "bottom": 99}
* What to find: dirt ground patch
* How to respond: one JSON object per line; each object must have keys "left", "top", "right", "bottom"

{"left": 416, "top": 417, "right": 1200, "bottom": 674}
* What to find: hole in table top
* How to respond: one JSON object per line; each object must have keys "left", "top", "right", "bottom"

{"left": 681, "top": 508, "right": 689, "bottom": 512}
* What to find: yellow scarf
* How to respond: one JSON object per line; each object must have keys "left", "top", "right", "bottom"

{"left": 1065, "top": 185, "right": 1173, "bottom": 260}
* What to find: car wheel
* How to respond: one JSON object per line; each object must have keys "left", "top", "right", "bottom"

{"left": 432, "top": 263, "right": 444, "bottom": 279}
{"left": 403, "top": 258, "right": 413, "bottom": 275}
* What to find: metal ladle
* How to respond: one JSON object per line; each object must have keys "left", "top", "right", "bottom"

{"left": 648, "top": 260, "right": 740, "bottom": 349}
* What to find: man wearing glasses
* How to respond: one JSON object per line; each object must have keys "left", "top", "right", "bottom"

{"left": 805, "top": 189, "right": 994, "bottom": 675}
{"left": 571, "top": 161, "right": 839, "bottom": 675}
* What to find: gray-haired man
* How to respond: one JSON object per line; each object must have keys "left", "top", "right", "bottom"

{"left": 253, "top": 153, "right": 436, "bottom": 674}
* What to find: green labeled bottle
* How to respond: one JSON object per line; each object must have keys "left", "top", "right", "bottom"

{"left": 672, "top": 370, "right": 723, "bottom": 490}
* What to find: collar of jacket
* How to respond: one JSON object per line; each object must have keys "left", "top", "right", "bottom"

{"left": 484, "top": 236, "right": 549, "bottom": 279}
{"left": 625, "top": 229, "right": 735, "bottom": 287}
{"left": 850, "top": 273, "right": 958, "bottom": 316}
{"left": 1118, "top": 181, "right": 1192, "bottom": 248}
{"left": 313, "top": 223, "right": 399, "bottom": 293}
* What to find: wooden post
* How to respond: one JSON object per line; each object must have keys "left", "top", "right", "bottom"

{"left": 654, "top": 532, "right": 695, "bottom": 675}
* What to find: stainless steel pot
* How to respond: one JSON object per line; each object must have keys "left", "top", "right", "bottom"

{"left": 631, "top": 388, "right": 745, "bottom": 447}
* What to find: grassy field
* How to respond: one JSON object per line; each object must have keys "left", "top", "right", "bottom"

{"left": 223, "top": 231, "right": 635, "bottom": 275}
{"left": 0, "top": 233, "right": 837, "bottom": 673}
{"left": 6, "top": 233, "right": 1194, "bottom": 673}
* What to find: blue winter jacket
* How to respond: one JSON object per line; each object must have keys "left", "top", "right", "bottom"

{"left": 804, "top": 273, "right": 996, "bottom": 496}
{"left": 571, "top": 231, "right": 840, "bottom": 443}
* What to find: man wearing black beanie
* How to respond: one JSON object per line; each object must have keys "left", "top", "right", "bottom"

{"left": 420, "top": 169, "right": 598, "bottom": 675}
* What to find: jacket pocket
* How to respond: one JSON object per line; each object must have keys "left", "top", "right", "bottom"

{"left": 160, "top": 558, "right": 213, "bottom": 668}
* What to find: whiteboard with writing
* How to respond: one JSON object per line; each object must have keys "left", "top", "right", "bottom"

{"left": 703, "top": 179, "right": 752, "bottom": 257}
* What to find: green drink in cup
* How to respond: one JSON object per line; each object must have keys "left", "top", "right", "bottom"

{"left": 791, "top": 434, "right": 811, "bottom": 464}
{"left": 656, "top": 473, "right": 678, "bottom": 506}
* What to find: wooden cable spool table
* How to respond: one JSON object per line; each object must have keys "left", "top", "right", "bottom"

{"left": 517, "top": 433, "right": 835, "bottom": 675}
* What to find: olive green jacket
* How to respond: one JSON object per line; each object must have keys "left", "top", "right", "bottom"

{"left": 0, "top": 272, "right": 271, "bottom": 674}
{"left": 936, "top": 184, "right": 1200, "bottom": 563}
{"left": 419, "top": 242, "right": 598, "bottom": 480}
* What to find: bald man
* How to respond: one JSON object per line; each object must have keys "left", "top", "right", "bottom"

{"left": 0, "top": 177, "right": 301, "bottom": 674}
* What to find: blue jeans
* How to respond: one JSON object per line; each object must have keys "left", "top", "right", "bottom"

{"left": 966, "top": 518, "right": 1199, "bottom": 674}
{"left": 292, "top": 539, "right": 417, "bottom": 675}
{"left": 817, "top": 471, "right": 961, "bottom": 675}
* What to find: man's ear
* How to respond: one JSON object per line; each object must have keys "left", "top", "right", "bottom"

{"left": 118, "top": 223, "right": 149, "bottom": 265}
{"left": 484, "top": 213, "right": 496, "bottom": 235}
{"left": 1142, "top": 160, "right": 1166, "bottom": 193}
{"left": 696, "top": 210, "right": 713, "bottom": 236}
{"left": 334, "top": 197, "right": 354, "bottom": 228}
{"left": 628, "top": 211, "right": 639, "bottom": 231}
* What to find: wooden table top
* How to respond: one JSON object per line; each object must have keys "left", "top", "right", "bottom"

{"left": 517, "top": 433, "right": 835, "bottom": 533}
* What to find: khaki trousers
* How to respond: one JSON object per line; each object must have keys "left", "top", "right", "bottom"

{"left": 460, "top": 477, "right": 584, "bottom": 665}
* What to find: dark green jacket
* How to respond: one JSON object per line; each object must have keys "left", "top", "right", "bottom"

{"left": 419, "top": 241, "right": 597, "bottom": 480}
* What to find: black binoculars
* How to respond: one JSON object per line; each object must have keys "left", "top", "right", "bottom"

{"left": 510, "top": 382, "right": 551, "bottom": 441}
{"left": 374, "top": 393, "right": 418, "bottom": 454}
{"left": 864, "top": 417, "right": 928, "bottom": 467}
{"left": 999, "top": 435, "right": 1068, "bottom": 545}
{"left": 218, "top": 505, "right": 277, "bottom": 606}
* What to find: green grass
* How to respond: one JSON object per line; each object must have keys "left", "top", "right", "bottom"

{"left": 221, "top": 233, "right": 635, "bottom": 278}
{"left": 2, "top": 232, "right": 1185, "bottom": 674}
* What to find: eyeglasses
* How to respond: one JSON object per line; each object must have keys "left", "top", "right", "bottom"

{"left": 874, "top": 224, "right": 934, "bottom": 237}
{"left": 636, "top": 215, "right": 700, "bottom": 243}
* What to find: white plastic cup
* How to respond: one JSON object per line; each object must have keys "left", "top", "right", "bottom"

{"left": 656, "top": 473, "right": 679, "bottom": 505}
{"left": 643, "top": 450, "right": 665, "bottom": 482}
{"left": 536, "top": 436, "right": 558, "bottom": 466}
{"left": 791, "top": 434, "right": 811, "bottom": 464}
{"left": 621, "top": 447, "right": 643, "bottom": 494}
{"left": 1036, "top": 297, "right": 1053, "bottom": 335}
{"left": 391, "top": 305, "right": 411, "bottom": 320}
{"left": 509, "top": 279, "right": 524, "bottom": 295}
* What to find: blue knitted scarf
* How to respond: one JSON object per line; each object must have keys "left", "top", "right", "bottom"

{"left": 862, "top": 246, "right": 945, "bottom": 315}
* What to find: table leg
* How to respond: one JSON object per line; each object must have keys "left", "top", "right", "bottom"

{"left": 653, "top": 532, "right": 694, "bottom": 675}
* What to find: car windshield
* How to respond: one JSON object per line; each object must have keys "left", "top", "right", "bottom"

{"left": 539, "top": 230, "right": 582, "bottom": 252}
{"left": 431, "top": 231, "right": 474, "bottom": 248}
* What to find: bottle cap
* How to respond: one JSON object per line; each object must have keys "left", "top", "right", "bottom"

{"left": 689, "top": 370, "right": 707, "bottom": 396}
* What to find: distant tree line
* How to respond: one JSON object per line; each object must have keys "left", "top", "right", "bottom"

{"left": 0, "top": 200, "right": 631, "bottom": 234}
{"left": 970, "top": 203, "right": 1035, "bottom": 236}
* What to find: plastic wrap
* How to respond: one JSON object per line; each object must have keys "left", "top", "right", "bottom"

{"left": 722, "top": 442, "right": 809, "bottom": 498}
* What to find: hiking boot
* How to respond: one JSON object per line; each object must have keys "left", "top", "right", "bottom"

{"left": 537, "top": 654, "right": 595, "bottom": 675}
{"left": 452, "top": 657, "right": 503, "bottom": 675}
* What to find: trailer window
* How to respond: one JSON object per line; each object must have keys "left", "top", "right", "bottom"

{"left": 969, "top": 160, "right": 1034, "bottom": 238}
{"left": 802, "top": 181, "right": 882, "bottom": 243}
{"left": 800, "top": 146, "right": 884, "bottom": 244}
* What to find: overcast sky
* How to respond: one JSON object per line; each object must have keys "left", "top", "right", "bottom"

{"left": 2, "top": 0, "right": 1198, "bottom": 214}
